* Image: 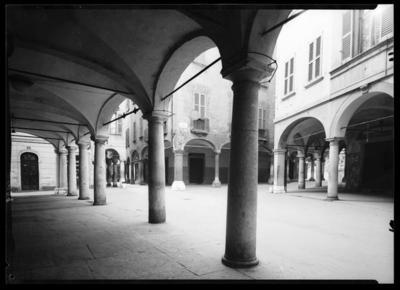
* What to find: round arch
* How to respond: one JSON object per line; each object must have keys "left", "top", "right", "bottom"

{"left": 277, "top": 116, "right": 327, "bottom": 150}
{"left": 330, "top": 91, "right": 394, "bottom": 138}
{"left": 154, "top": 35, "right": 219, "bottom": 111}
{"left": 183, "top": 138, "right": 216, "bottom": 152}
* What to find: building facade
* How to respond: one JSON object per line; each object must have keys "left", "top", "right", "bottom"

{"left": 272, "top": 6, "right": 394, "bottom": 196}
{"left": 122, "top": 47, "right": 275, "bottom": 189}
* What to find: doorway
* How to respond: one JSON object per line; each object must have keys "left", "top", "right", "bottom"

{"left": 20, "top": 152, "right": 39, "bottom": 190}
{"left": 189, "top": 153, "right": 205, "bottom": 184}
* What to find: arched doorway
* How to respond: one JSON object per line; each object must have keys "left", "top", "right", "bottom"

{"left": 20, "top": 152, "right": 39, "bottom": 190}
{"left": 184, "top": 139, "right": 216, "bottom": 184}
{"left": 105, "top": 149, "right": 120, "bottom": 187}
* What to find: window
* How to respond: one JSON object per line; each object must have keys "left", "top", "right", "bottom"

{"left": 163, "top": 121, "right": 168, "bottom": 135}
{"left": 341, "top": 11, "right": 353, "bottom": 61}
{"left": 284, "top": 57, "right": 295, "bottom": 95}
{"left": 258, "top": 107, "right": 267, "bottom": 129}
{"left": 342, "top": 6, "right": 393, "bottom": 62}
{"left": 194, "top": 92, "right": 206, "bottom": 118}
{"left": 308, "top": 36, "right": 322, "bottom": 82}
{"left": 109, "top": 113, "right": 122, "bottom": 135}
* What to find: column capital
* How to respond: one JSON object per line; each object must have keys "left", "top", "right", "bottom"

{"left": 313, "top": 152, "right": 321, "bottom": 160}
{"left": 77, "top": 139, "right": 91, "bottom": 147}
{"left": 221, "top": 55, "right": 275, "bottom": 84}
{"left": 58, "top": 148, "right": 68, "bottom": 155}
{"left": 174, "top": 149, "right": 185, "bottom": 155}
{"left": 66, "top": 145, "right": 77, "bottom": 152}
{"left": 91, "top": 135, "right": 108, "bottom": 144}
{"left": 214, "top": 150, "right": 221, "bottom": 155}
{"left": 325, "top": 137, "right": 343, "bottom": 144}
{"left": 274, "top": 148, "right": 287, "bottom": 154}
{"left": 142, "top": 110, "right": 169, "bottom": 122}
{"left": 297, "top": 151, "right": 305, "bottom": 158}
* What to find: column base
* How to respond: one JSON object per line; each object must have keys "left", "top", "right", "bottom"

{"left": 298, "top": 184, "right": 305, "bottom": 189}
{"left": 212, "top": 179, "right": 221, "bottom": 187}
{"left": 171, "top": 181, "right": 186, "bottom": 191}
{"left": 273, "top": 185, "right": 286, "bottom": 194}
{"left": 309, "top": 177, "right": 315, "bottom": 181}
{"left": 93, "top": 201, "right": 107, "bottom": 206}
{"left": 221, "top": 256, "right": 259, "bottom": 268}
{"left": 56, "top": 187, "right": 67, "bottom": 195}
{"left": 78, "top": 196, "right": 90, "bottom": 200}
{"left": 112, "top": 183, "right": 118, "bottom": 187}
{"left": 324, "top": 196, "right": 339, "bottom": 201}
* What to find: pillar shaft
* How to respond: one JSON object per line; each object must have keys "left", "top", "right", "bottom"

{"left": 145, "top": 113, "right": 167, "bottom": 223}
{"left": 67, "top": 146, "right": 78, "bottom": 196}
{"left": 273, "top": 149, "right": 286, "bottom": 193}
{"left": 78, "top": 142, "right": 90, "bottom": 200}
{"left": 327, "top": 138, "right": 340, "bottom": 200}
{"left": 268, "top": 159, "right": 274, "bottom": 184}
{"left": 212, "top": 151, "right": 221, "bottom": 187}
{"left": 93, "top": 136, "right": 108, "bottom": 205}
{"left": 286, "top": 156, "right": 291, "bottom": 182}
{"left": 120, "top": 161, "right": 125, "bottom": 183}
{"left": 223, "top": 78, "right": 260, "bottom": 267}
{"left": 171, "top": 150, "right": 185, "bottom": 190}
{"left": 54, "top": 150, "right": 60, "bottom": 193}
{"left": 59, "top": 149, "right": 68, "bottom": 193}
{"left": 298, "top": 153, "right": 305, "bottom": 189}
{"left": 314, "top": 155, "right": 322, "bottom": 187}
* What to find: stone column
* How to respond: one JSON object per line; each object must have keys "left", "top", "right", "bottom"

{"left": 286, "top": 154, "right": 291, "bottom": 182}
{"left": 221, "top": 60, "right": 271, "bottom": 268}
{"left": 144, "top": 112, "right": 168, "bottom": 223}
{"left": 326, "top": 138, "right": 340, "bottom": 200}
{"left": 313, "top": 152, "right": 322, "bottom": 187}
{"left": 59, "top": 148, "right": 68, "bottom": 194}
{"left": 54, "top": 149, "right": 60, "bottom": 194}
{"left": 66, "top": 145, "right": 78, "bottom": 196}
{"left": 309, "top": 157, "right": 315, "bottom": 181}
{"left": 212, "top": 150, "right": 221, "bottom": 187}
{"left": 137, "top": 161, "right": 144, "bottom": 184}
{"left": 297, "top": 151, "right": 305, "bottom": 189}
{"left": 171, "top": 150, "right": 185, "bottom": 190}
{"left": 77, "top": 141, "right": 90, "bottom": 200}
{"left": 120, "top": 161, "right": 125, "bottom": 183}
{"left": 273, "top": 149, "right": 286, "bottom": 193}
{"left": 92, "top": 135, "right": 108, "bottom": 205}
{"left": 267, "top": 159, "right": 274, "bottom": 184}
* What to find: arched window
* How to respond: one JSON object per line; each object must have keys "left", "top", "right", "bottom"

{"left": 20, "top": 152, "right": 39, "bottom": 190}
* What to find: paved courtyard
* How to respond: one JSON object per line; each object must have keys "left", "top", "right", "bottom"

{"left": 7, "top": 182, "right": 394, "bottom": 283}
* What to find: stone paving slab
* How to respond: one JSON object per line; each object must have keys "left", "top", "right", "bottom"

{"left": 6, "top": 184, "right": 394, "bottom": 283}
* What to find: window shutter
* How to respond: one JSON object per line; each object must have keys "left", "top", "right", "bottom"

{"left": 194, "top": 93, "right": 199, "bottom": 111}
{"left": 342, "top": 11, "right": 352, "bottom": 61}
{"left": 380, "top": 6, "right": 393, "bottom": 38}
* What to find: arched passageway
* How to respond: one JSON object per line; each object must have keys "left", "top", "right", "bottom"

{"left": 341, "top": 93, "right": 394, "bottom": 195}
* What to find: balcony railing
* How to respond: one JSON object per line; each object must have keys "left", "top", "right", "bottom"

{"left": 191, "top": 118, "right": 209, "bottom": 136}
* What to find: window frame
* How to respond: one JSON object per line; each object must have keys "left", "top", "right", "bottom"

{"left": 194, "top": 92, "right": 207, "bottom": 118}
{"left": 307, "top": 35, "right": 323, "bottom": 84}
{"left": 283, "top": 56, "right": 295, "bottom": 97}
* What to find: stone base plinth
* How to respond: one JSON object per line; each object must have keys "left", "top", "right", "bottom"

{"left": 171, "top": 181, "right": 186, "bottom": 191}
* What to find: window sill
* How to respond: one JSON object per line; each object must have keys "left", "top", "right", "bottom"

{"left": 281, "top": 91, "right": 296, "bottom": 100}
{"left": 305, "top": 75, "right": 324, "bottom": 89}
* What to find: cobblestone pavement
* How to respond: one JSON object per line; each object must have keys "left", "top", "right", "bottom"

{"left": 7, "top": 182, "right": 394, "bottom": 283}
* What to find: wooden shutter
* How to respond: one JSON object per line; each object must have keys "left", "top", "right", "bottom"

{"left": 380, "top": 6, "right": 393, "bottom": 38}
{"left": 308, "top": 42, "right": 314, "bottom": 81}
{"left": 289, "top": 57, "right": 294, "bottom": 92}
{"left": 342, "top": 11, "right": 352, "bottom": 61}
